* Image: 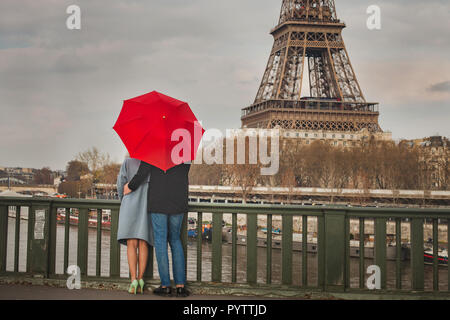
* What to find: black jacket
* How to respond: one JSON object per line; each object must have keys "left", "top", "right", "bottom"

{"left": 128, "top": 161, "right": 191, "bottom": 215}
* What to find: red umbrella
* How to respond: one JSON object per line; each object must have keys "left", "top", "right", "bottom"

{"left": 113, "top": 91, "right": 205, "bottom": 171}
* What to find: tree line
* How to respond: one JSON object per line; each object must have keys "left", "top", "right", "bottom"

{"left": 189, "top": 137, "right": 449, "bottom": 201}
{"left": 52, "top": 136, "right": 449, "bottom": 200}
{"left": 58, "top": 147, "right": 120, "bottom": 198}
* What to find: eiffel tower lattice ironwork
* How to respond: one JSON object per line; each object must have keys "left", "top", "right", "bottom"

{"left": 241, "top": 0, "right": 383, "bottom": 133}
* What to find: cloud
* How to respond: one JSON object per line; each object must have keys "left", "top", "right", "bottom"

{"left": 0, "top": 0, "right": 448, "bottom": 170}
{"left": 428, "top": 81, "right": 450, "bottom": 93}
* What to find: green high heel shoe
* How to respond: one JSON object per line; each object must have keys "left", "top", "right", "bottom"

{"left": 138, "top": 279, "right": 145, "bottom": 294}
{"left": 128, "top": 279, "right": 138, "bottom": 295}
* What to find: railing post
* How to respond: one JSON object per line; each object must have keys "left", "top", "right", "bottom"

{"left": 181, "top": 213, "right": 188, "bottom": 279}
{"left": 282, "top": 214, "right": 293, "bottom": 285}
{"left": 48, "top": 204, "right": 57, "bottom": 277}
{"left": 266, "top": 214, "right": 272, "bottom": 285}
{"left": 77, "top": 208, "right": 89, "bottom": 276}
{"left": 144, "top": 215, "right": 154, "bottom": 280}
{"left": 359, "top": 218, "right": 365, "bottom": 289}
{"left": 109, "top": 209, "right": 120, "bottom": 278}
{"left": 28, "top": 203, "right": 51, "bottom": 275}
{"left": 211, "top": 213, "right": 223, "bottom": 282}
{"left": 375, "top": 217, "right": 387, "bottom": 289}
{"left": 14, "top": 206, "right": 21, "bottom": 273}
{"left": 432, "top": 219, "right": 439, "bottom": 291}
{"left": 323, "top": 210, "right": 346, "bottom": 291}
{"left": 411, "top": 217, "right": 424, "bottom": 291}
{"left": 26, "top": 204, "right": 33, "bottom": 273}
{"left": 144, "top": 247, "right": 154, "bottom": 280}
{"left": 247, "top": 213, "right": 257, "bottom": 284}
{"left": 317, "top": 215, "right": 325, "bottom": 288}
{"left": 62, "top": 208, "right": 70, "bottom": 273}
{"left": 96, "top": 209, "right": 102, "bottom": 277}
{"left": 302, "top": 215, "right": 308, "bottom": 287}
{"left": 345, "top": 216, "right": 350, "bottom": 289}
{"left": 197, "top": 212, "right": 203, "bottom": 282}
{"left": 0, "top": 205, "right": 7, "bottom": 273}
{"left": 395, "top": 218, "right": 402, "bottom": 290}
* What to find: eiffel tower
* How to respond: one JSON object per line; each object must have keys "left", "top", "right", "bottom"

{"left": 241, "top": 0, "right": 382, "bottom": 133}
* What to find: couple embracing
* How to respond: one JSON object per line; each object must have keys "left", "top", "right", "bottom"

{"left": 117, "top": 156, "right": 191, "bottom": 297}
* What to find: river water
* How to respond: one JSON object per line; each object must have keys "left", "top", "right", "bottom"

{"left": 5, "top": 217, "right": 448, "bottom": 291}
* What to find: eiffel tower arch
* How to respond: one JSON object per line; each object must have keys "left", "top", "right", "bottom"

{"left": 241, "top": 0, "right": 383, "bottom": 134}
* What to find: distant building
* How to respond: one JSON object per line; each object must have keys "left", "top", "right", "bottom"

{"left": 400, "top": 136, "right": 449, "bottom": 189}
{"left": 21, "top": 168, "right": 33, "bottom": 174}
{"left": 0, "top": 167, "right": 34, "bottom": 184}
{"left": 0, "top": 177, "right": 26, "bottom": 185}
{"left": 225, "top": 127, "right": 392, "bottom": 151}
{"left": 53, "top": 176, "right": 63, "bottom": 186}
{"left": 280, "top": 127, "right": 392, "bottom": 148}
{"left": 0, "top": 166, "right": 58, "bottom": 185}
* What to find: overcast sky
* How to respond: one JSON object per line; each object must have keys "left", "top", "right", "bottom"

{"left": 0, "top": 0, "right": 449, "bottom": 171}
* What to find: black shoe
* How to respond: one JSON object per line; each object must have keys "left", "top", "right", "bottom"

{"left": 153, "top": 286, "right": 172, "bottom": 297}
{"left": 176, "top": 287, "right": 191, "bottom": 298}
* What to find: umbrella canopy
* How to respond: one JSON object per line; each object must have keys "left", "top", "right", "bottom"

{"left": 113, "top": 91, "right": 205, "bottom": 171}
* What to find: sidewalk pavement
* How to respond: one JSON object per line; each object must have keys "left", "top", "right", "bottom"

{"left": 0, "top": 283, "right": 284, "bottom": 300}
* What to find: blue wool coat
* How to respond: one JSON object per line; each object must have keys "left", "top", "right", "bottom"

{"left": 117, "top": 158, "right": 154, "bottom": 246}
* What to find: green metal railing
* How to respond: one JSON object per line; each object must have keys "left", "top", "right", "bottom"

{"left": 1, "top": 197, "right": 450, "bottom": 296}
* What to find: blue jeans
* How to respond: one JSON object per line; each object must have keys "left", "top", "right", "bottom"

{"left": 151, "top": 213, "right": 186, "bottom": 287}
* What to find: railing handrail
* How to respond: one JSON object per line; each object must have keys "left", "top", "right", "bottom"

{"left": 190, "top": 202, "right": 450, "bottom": 214}
{"left": 189, "top": 185, "right": 450, "bottom": 197}
{"left": 0, "top": 197, "right": 120, "bottom": 206}
{"left": 1, "top": 197, "right": 450, "bottom": 215}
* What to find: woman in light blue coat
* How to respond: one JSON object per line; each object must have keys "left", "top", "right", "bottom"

{"left": 117, "top": 156, "right": 154, "bottom": 294}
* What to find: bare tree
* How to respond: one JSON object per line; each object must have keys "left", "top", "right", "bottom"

{"left": 280, "top": 166, "right": 296, "bottom": 203}
{"left": 58, "top": 180, "right": 91, "bottom": 198}
{"left": 76, "top": 147, "right": 112, "bottom": 198}
{"left": 33, "top": 167, "right": 53, "bottom": 185}
{"left": 223, "top": 135, "right": 261, "bottom": 203}
{"left": 66, "top": 160, "right": 89, "bottom": 181}
{"left": 225, "top": 163, "right": 260, "bottom": 203}
{"left": 189, "top": 163, "right": 223, "bottom": 185}
{"left": 76, "top": 147, "right": 111, "bottom": 182}
{"left": 99, "top": 163, "right": 121, "bottom": 199}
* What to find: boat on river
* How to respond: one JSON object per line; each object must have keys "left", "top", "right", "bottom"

{"left": 424, "top": 247, "right": 448, "bottom": 266}
{"left": 56, "top": 209, "right": 111, "bottom": 230}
